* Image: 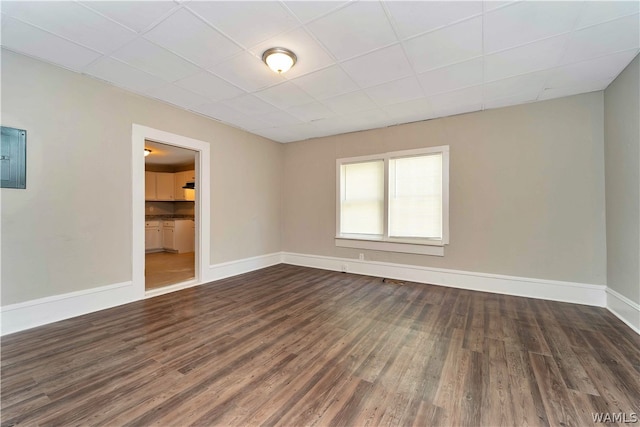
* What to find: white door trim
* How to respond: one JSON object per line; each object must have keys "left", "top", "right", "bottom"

{"left": 132, "top": 124, "right": 211, "bottom": 297}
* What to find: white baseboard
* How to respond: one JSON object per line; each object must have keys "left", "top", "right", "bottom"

{"left": 281, "top": 252, "right": 607, "bottom": 307}
{"left": 207, "top": 252, "right": 283, "bottom": 282}
{"left": 1, "top": 252, "right": 283, "bottom": 336}
{"left": 606, "top": 288, "right": 640, "bottom": 334}
{"left": 1, "top": 281, "right": 139, "bottom": 336}
{"left": 2, "top": 251, "right": 627, "bottom": 337}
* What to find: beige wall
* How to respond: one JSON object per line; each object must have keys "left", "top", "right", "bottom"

{"left": 283, "top": 93, "right": 607, "bottom": 285}
{"left": 604, "top": 54, "right": 640, "bottom": 305}
{"left": 1, "top": 50, "right": 283, "bottom": 305}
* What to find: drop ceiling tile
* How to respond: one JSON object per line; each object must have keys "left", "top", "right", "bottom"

{"left": 111, "top": 38, "right": 200, "bottom": 82}
{"left": 418, "top": 58, "right": 483, "bottom": 96}
{"left": 404, "top": 17, "right": 482, "bottom": 73}
{"left": 255, "top": 82, "right": 315, "bottom": 109}
{"left": 283, "top": 1, "right": 349, "bottom": 23}
{"left": 340, "top": 108, "right": 393, "bottom": 130}
{"left": 224, "top": 94, "right": 279, "bottom": 116}
{"left": 249, "top": 28, "right": 334, "bottom": 79}
{"left": 484, "top": 1, "right": 519, "bottom": 12}
{"left": 483, "top": 70, "right": 548, "bottom": 102}
{"left": 291, "top": 65, "right": 359, "bottom": 100}
{"left": 575, "top": 1, "right": 639, "bottom": 29}
{"left": 385, "top": 1, "right": 482, "bottom": 39}
{"left": 228, "top": 115, "right": 273, "bottom": 131}
{"left": 561, "top": 14, "right": 640, "bottom": 65}
{"left": 484, "top": 34, "right": 568, "bottom": 82}
{"left": 188, "top": 1, "right": 298, "bottom": 47}
{"left": 256, "top": 110, "right": 304, "bottom": 127}
{"left": 547, "top": 49, "right": 639, "bottom": 89}
{"left": 174, "top": 71, "right": 245, "bottom": 102}
{"left": 84, "top": 57, "right": 167, "bottom": 92}
{"left": 341, "top": 44, "right": 413, "bottom": 88}
{"left": 365, "top": 76, "right": 424, "bottom": 107}
{"left": 484, "top": 93, "right": 537, "bottom": 110}
{"left": 484, "top": 1, "right": 583, "bottom": 53}
{"left": 191, "top": 102, "right": 248, "bottom": 124}
{"left": 1, "top": 1, "right": 137, "bottom": 54}
{"left": 80, "top": 1, "right": 178, "bottom": 33}
{"left": 0, "top": 15, "right": 102, "bottom": 71}
{"left": 143, "top": 8, "right": 242, "bottom": 69}
{"left": 144, "top": 84, "right": 210, "bottom": 109}
{"left": 306, "top": 1, "right": 397, "bottom": 60}
{"left": 287, "top": 101, "right": 334, "bottom": 122}
{"left": 252, "top": 127, "right": 298, "bottom": 143}
{"left": 538, "top": 79, "right": 611, "bottom": 101}
{"left": 210, "top": 52, "right": 285, "bottom": 92}
{"left": 382, "top": 97, "right": 434, "bottom": 123}
{"left": 322, "top": 90, "right": 377, "bottom": 115}
{"left": 428, "top": 85, "right": 483, "bottom": 114}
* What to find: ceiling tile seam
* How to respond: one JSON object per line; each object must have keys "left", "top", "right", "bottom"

{"left": 181, "top": 5, "right": 265, "bottom": 56}
{"left": 481, "top": 11, "right": 640, "bottom": 59}
{"left": 0, "top": 46, "right": 92, "bottom": 77}
{"left": 175, "top": 70, "right": 250, "bottom": 103}
{"left": 572, "top": 10, "right": 640, "bottom": 32}
{"left": 413, "top": 54, "right": 485, "bottom": 79}
{"left": 278, "top": 0, "right": 352, "bottom": 27}
{"left": 77, "top": 0, "right": 181, "bottom": 36}
{"left": 104, "top": 35, "right": 254, "bottom": 102}
{"left": 378, "top": 0, "right": 430, "bottom": 106}
{"left": 103, "top": 36, "right": 206, "bottom": 85}
{"left": 184, "top": 107, "right": 256, "bottom": 136}
{"left": 396, "top": 12, "right": 484, "bottom": 45}
{"left": 541, "top": 47, "right": 640, "bottom": 85}
{"left": 535, "top": 1, "right": 595, "bottom": 102}
{"left": 0, "top": 11, "right": 106, "bottom": 56}
{"left": 183, "top": 2, "right": 312, "bottom": 62}
{"left": 389, "top": 7, "right": 484, "bottom": 43}
{"left": 146, "top": 82, "right": 215, "bottom": 107}
{"left": 154, "top": 6, "right": 250, "bottom": 65}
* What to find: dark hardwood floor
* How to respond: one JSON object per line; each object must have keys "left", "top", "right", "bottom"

{"left": 2, "top": 264, "right": 639, "bottom": 426}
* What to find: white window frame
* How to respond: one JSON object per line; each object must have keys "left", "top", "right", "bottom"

{"left": 335, "top": 146, "right": 449, "bottom": 256}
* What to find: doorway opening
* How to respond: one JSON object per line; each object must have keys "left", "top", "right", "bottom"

{"left": 144, "top": 140, "right": 196, "bottom": 290}
{"left": 132, "top": 124, "right": 211, "bottom": 300}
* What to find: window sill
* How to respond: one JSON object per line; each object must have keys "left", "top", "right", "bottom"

{"left": 335, "top": 236, "right": 445, "bottom": 256}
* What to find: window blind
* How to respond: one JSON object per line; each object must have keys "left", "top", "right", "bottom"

{"left": 389, "top": 153, "right": 442, "bottom": 239}
{"left": 340, "top": 160, "right": 384, "bottom": 235}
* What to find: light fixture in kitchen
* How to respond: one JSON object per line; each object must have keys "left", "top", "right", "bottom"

{"left": 262, "top": 47, "right": 297, "bottom": 74}
{"left": 144, "top": 149, "right": 152, "bottom": 156}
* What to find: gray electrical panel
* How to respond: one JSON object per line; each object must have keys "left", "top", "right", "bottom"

{"left": 1, "top": 126, "right": 27, "bottom": 189}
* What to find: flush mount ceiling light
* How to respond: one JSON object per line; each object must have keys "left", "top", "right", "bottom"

{"left": 144, "top": 149, "right": 152, "bottom": 157}
{"left": 262, "top": 47, "right": 297, "bottom": 74}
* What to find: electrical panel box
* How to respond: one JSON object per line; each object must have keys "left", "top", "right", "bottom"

{"left": 1, "top": 126, "right": 26, "bottom": 189}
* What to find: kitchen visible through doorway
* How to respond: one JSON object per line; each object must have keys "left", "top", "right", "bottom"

{"left": 144, "top": 140, "right": 197, "bottom": 290}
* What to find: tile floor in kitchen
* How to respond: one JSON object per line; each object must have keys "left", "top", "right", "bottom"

{"left": 145, "top": 251, "right": 195, "bottom": 290}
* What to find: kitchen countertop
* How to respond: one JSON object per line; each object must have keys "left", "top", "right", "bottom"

{"left": 145, "top": 215, "right": 194, "bottom": 221}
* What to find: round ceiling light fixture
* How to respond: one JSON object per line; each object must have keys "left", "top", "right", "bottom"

{"left": 262, "top": 47, "right": 297, "bottom": 74}
{"left": 144, "top": 149, "right": 152, "bottom": 157}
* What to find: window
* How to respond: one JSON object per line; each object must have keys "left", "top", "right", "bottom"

{"left": 336, "top": 146, "right": 449, "bottom": 256}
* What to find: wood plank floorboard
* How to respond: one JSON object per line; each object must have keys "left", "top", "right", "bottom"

{"left": 2, "top": 264, "right": 639, "bottom": 426}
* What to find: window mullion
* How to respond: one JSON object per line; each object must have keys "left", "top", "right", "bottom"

{"left": 383, "top": 156, "right": 389, "bottom": 240}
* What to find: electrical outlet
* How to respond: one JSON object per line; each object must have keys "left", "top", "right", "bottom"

{"left": 341, "top": 264, "right": 348, "bottom": 273}
{"left": 359, "top": 253, "right": 364, "bottom": 261}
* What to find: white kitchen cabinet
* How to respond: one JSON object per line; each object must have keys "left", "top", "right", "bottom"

{"left": 162, "top": 219, "right": 193, "bottom": 253}
{"left": 174, "top": 170, "right": 195, "bottom": 201}
{"left": 145, "top": 172, "right": 157, "bottom": 200}
{"left": 155, "top": 172, "right": 175, "bottom": 200}
{"left": 145, "top": 171, "right": 175, "bottom": 201}
{"left": 145, "top": 221, "right": 162, "bottom": 252}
